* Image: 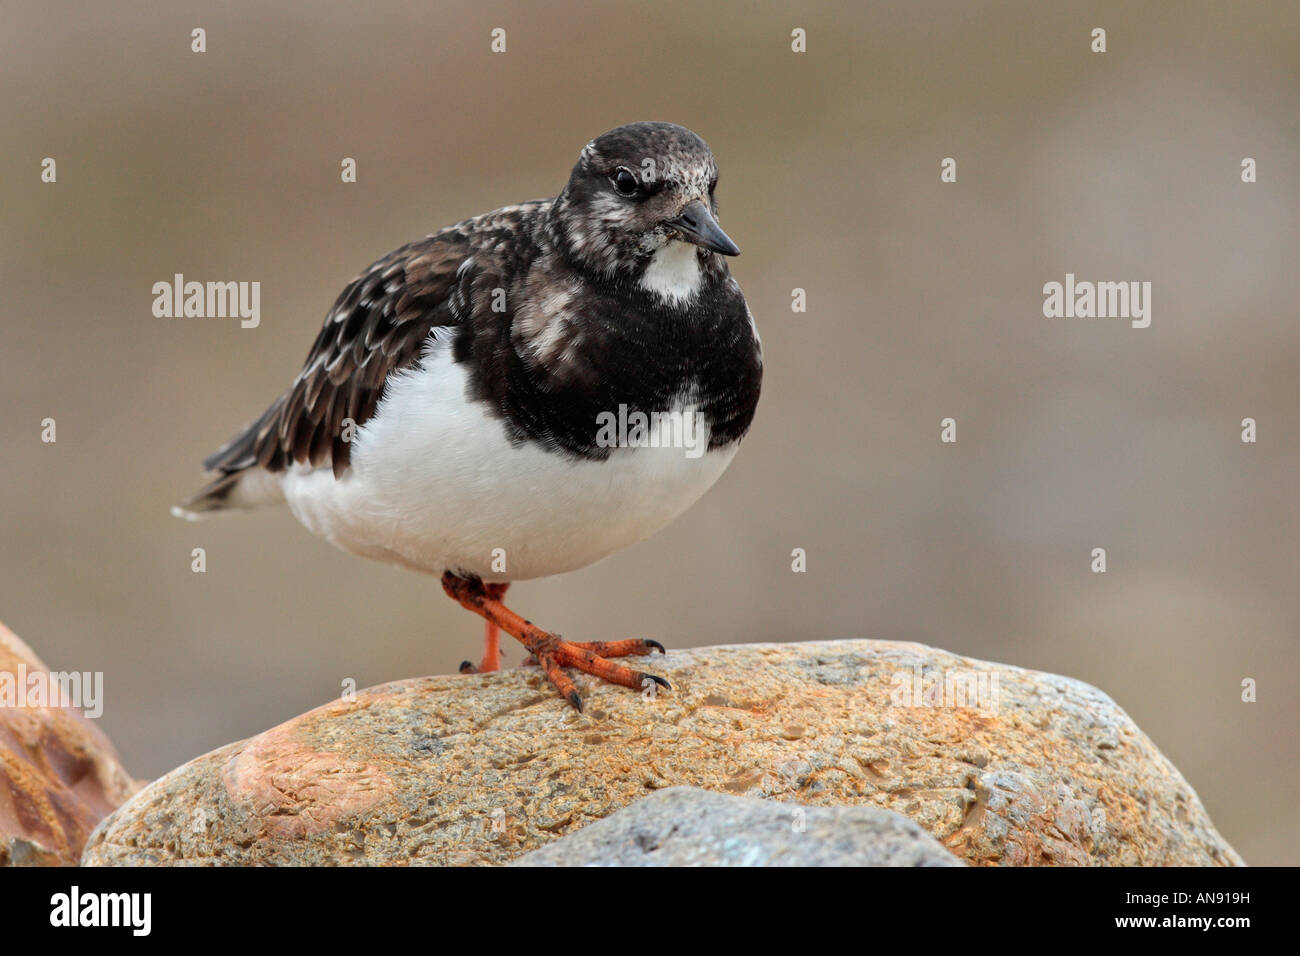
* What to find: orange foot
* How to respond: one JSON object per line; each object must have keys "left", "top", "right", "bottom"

{"left": 459, "top": 582, "right": 510, "bottom": 674}
{"left": 442, "top": 572, "right": 669, "bottom": 711}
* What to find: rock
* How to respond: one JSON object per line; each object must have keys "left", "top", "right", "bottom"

{"left": 0, "top": 622, "right": 141, "bottom": 866}
{"left": 511, "top": 786, "right": 966, "bottom": 866}
{"left": 81, "top": 640, "right": 1243, "bottom": 866}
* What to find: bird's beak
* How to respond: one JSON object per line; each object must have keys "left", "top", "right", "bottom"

{"left": 669, "top": 200, "right": 740, "bottom": 256}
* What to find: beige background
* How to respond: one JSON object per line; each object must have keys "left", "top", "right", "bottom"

{"left": 1, "top": 1, "right": 1296, "bottom": 864}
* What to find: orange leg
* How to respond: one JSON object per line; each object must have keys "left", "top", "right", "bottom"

{"left": 442, "top": 573, "right": 668, "bottom": 711}
{"left": 460, "top": 583, "right": 510, "bottom": 674}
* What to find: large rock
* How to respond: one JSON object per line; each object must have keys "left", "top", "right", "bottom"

{"left": 81, "top": 640, "right": 1243, "bottom": 866}
{"left": 0, "top": 623, "right": 140, "bottom": 866}
{"left": 512, "top": 786, "right": 966, "bottom": 866}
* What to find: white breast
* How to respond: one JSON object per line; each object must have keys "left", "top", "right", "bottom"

{"left": 279, "top": 338, "right": 738, "bottom": 582}
{"left": 638, "top": 240, "right": 702, "bottom": 306}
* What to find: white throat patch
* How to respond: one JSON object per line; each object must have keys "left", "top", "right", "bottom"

{"left": 639, "top": 240, "right": 702, "bottom": 306}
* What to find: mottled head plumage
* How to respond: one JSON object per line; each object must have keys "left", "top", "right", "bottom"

{"left": 551, "top": 122, "right": 736, "bottom": 284}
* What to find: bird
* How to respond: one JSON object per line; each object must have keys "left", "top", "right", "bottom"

{"left": 174, "top": 122, "right": 763, "bottom": 711}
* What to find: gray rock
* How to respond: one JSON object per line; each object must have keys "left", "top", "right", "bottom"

{"left": 511, "top": 786, "right": 966, "bottom": 866}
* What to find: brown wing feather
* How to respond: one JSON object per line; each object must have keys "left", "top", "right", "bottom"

{"left": 201, "top": 232, "right": 471, "bottom": 481}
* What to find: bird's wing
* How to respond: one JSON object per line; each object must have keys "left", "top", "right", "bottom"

{"left": 202, "top": 232, "right": 473, "bottom": 480}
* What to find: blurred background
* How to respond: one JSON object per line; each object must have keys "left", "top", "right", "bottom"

{"left": 1, "top": 1, "right": 1296, "bottom": 864}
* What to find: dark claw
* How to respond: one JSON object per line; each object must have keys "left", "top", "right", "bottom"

{"left": 645, "top": 640, "right": 666, "bottom": 654}
{"left": 566, "top": 690, "right": 585, "bottom": 713}
{"left": 459, "top": 660, "right": 475, "bottom": 674}
{"left": 642, "top": 674, "right": 672, "bottom": 691}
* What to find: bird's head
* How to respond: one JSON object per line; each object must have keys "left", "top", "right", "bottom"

{"left": 552, "top": 122, "right": 739, "bottom": 285}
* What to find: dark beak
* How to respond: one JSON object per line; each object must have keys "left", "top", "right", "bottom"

{"left": 670, "top": 200, "right": 740, "bottom": 256}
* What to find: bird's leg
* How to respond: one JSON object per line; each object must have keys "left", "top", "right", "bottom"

{"left": 441, "top": 572, "right": 669, "bottom": 712}
{"left": 459, "top": 582, "right": 510, "bottom": 674}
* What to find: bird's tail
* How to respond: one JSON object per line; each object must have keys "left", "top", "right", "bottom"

{"left": 174, "top": 400, "right": 289, "bottom": 520}
{"left": 172, "top": 468, "right": 283, "bottom": 521}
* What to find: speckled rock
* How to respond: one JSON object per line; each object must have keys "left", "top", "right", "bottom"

{"left": 0, "top": 623, "right": 140, "bottom": 866}
{"left": 511, "top": 786, "right": 966, "bottom": 866}
{"left": 81, "top": 640, "right": 1243, "bottom": 866}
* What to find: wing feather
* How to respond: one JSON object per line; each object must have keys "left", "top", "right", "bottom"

{"left": 201, "top": 232, "right": 471, "bottom": 478}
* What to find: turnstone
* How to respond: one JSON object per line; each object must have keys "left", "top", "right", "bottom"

{"left": 175, "top": 122, "right": 763, "bottom": 710}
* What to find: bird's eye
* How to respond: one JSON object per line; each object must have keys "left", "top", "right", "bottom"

{"left": 611, "top": 167, "right": 639, "bottom": 197}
